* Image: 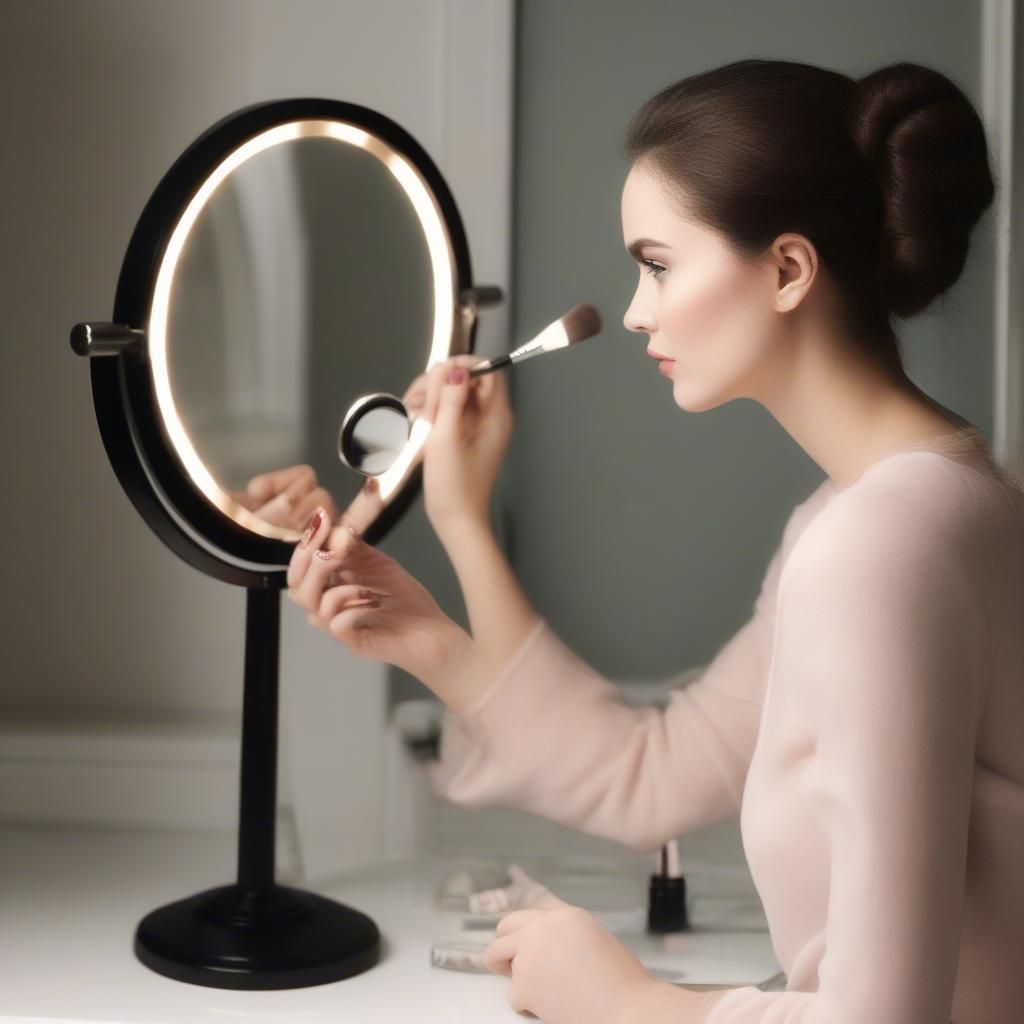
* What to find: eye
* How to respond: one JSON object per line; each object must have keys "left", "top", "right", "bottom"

{"left": 640, "top": 258, "right": 667, "bottom": 279}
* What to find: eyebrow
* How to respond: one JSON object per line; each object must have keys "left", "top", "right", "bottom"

{"left": 626, "top": 238, "right": 673, "bottom": 260}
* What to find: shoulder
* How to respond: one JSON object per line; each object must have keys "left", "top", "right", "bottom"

{"left": 780, "top": 452, "right": 1015, "bottom": 603}
{"left": 775, "top": 475, "right": 836, "bottom": 559}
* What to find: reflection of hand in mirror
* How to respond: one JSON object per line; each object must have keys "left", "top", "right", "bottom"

{"left": 227, "top": 464, "right": 339, "bottom": 532}
{"left": 285, "top": 506, "right": 470, "bottom": 687}
{"left": 417, "top": 355, "right": 514, "bottom": 543}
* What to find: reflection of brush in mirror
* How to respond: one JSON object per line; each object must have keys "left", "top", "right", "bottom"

{"left": 467, "top": 302, "right": 602, "bottom": 378}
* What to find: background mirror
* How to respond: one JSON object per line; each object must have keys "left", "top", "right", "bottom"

{"left": 168, "top": 132, "right": 435, "bottom": 536}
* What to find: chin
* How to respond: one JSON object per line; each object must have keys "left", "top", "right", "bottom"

{"left": 669, "top": 375, "right": 735, "bottom": 413}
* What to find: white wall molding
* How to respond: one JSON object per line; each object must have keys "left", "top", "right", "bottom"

{"left": 0, "top": 718, "right": 304, "bottom": 881}
{"left": 983, "top": 0, "right": 1024, "bottom": 470}
{"left": 0, "top": 720, "right": 240, "bottom": 832}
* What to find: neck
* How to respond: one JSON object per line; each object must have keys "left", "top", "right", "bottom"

{"left": 747, "top": 330, "right": 969, "bottom": 490}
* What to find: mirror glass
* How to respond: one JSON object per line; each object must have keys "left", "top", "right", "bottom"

{"left": 162, "top": 129, "right": 444, "bottom": 540}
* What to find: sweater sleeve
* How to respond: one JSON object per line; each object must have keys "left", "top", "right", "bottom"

{"left": 702, "top": 490, "right": 986, "bottom": 1024}
{"left": 425, "top": 526, "right": 791, "bottom": 852}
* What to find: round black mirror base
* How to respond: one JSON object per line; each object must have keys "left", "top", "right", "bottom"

{"left": 134, "top": 882, "right": 381, "bottom": 990}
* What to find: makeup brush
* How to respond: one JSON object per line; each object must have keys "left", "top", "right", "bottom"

{"left": 467, "top": 302, "right": 602, "bottom": 378}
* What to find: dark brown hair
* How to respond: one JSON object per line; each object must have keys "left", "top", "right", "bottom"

{"left": 620, "top": 59, "right": 996, "bottom": 373}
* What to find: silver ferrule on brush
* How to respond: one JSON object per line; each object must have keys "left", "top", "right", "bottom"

{"left": 509, "top": 319, "right": 571, "bottom": 360}
{"left": 468, "top": 321, "right": 570, "bottom": 377}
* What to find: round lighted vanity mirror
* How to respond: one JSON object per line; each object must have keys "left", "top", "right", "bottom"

{"left": 159, "top": 122, "right": 451, "bottom": 544}
{"left": 71, "top": 98, "right": 489, "bottom": 991}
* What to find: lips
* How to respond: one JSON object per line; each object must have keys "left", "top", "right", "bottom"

{"left": 647, "top": 348, "right": 673, "bottom": 361}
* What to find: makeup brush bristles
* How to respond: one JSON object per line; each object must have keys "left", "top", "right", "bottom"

{"left": 473, "top": 301, "right": 604, "bottom": 375}
{"left": 561, "top": 302, "right": 603, "bottom": 346}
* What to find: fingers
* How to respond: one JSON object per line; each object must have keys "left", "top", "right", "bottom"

{"left": 469, "top": 864, "right": 563, "bottom": 914}
{"left": 494, "top": 908, "right": 545, "bottom": 938}
{"left": 280, "top": 466, "right": 317, "bottom": 505}
{"left": 246, "top": 465, "right": 338, "bottom": 532}
{"left": 285, "top": 506, "right": 332, "bottom": 590}
{"left": 402, "top": 373, "right": 429, "bottom": 418}
{"left": 469, "top": 886, "right": 511, "bottom": 915}
{"left": 478, "top": 364, "right": 513, "bottom": 420}
{"left": 419, "top": 360, "right": 454, "bottom": 427}
{"left": 292, "top": 527, "right": 361, "bottom": 613}
{"left": 506, "top": 864, "right": 570, "bottom": 910}
{"left": 482, "top": 933, "right": 517, "bottom": 977}
{"left": 286, "top": 486, "right": 337, "bottom": 530}
{"left": 333, "top": 488, "right": 383, "bottom": 541}
{"left": 452, "top": 353, "right": 489, "bottom": 371}
{"left": 326, "top": 601, "right": 384, "bottom": 647}
{"left": 251, "top": 489, "right": 299, "bottom": 528}
{"left": 318, "top": 583, "right": 389, "bottom": 622}
{"left": 247, "top": 464, "right": 314, "bottom": 506}
{"left": 419, "top": 355, "right": 483, "bottom": 425}
{"left": 506, "top": 864, "right": 533, "bottom": 885}
{"left": 431, "top": 362, "right": 474, "bottom": 442}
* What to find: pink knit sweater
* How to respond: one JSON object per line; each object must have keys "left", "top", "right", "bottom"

{"left": 427, "top": 427, "right": 1024, "bottom": 1023}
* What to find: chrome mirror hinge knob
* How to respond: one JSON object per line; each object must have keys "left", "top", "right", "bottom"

{"left": 70, "top": 322, "right": 146, "bottom": 357}
{"left": 457, "top": 285, "right": 503, "bottom": 310}
{"left": 454, "top": 286, "right": 504, "bottom": 352}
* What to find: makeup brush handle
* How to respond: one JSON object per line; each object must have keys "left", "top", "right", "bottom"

{"left": 468, "top": 353, "right": 512, "bottom": 378}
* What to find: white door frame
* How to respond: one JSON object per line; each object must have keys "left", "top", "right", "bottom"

{"left": 983, "top": 0, "right": 1024, "bottom": 470}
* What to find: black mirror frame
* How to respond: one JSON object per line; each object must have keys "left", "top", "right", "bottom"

{"left": 87, "top": 97, "right": 474, "bottom": 588}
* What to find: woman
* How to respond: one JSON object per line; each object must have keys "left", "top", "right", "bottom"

{"left": 287, "top": 59, "right": 1024, "bottom": 1023}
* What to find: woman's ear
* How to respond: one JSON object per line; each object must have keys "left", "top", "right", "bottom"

{"left": 770, "top": 233, "right": 818, "bottom": 313}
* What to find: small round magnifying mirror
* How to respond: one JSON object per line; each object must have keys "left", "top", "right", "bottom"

{"left": 338, "top": 393, "right": 411, "bottom": 476}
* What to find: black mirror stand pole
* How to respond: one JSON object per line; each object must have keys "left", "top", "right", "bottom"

{"left": 132, "top": 584, "right": 381, "bottom": 990}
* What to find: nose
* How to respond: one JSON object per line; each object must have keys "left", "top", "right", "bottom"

{"left": 623, "top": 288, "right": 656, "bottom": 334}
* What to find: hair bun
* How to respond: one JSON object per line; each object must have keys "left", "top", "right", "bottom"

{"left": 849, "top": 62, "right": 995, "bottom": 317}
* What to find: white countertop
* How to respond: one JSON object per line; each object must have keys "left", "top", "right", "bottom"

{"left": 0, "top": 826, "right": 781, "bottom": 1023}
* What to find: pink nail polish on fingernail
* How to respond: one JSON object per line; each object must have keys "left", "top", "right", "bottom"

{"left": 301, "top": 508, "right": 325, "bottom": 547}
{"left": 447, "top": 367, "right": 465, "bottom": 384}
{"left": 315, "top": 549, "right": 336, "bottom": 561}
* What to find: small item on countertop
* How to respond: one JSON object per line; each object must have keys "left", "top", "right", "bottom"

{"left": 647, "top": 839, "right": 689, "bottom": 933}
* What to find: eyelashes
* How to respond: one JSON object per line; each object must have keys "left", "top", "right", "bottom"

{"left": 641, "top": 258, "right": 667, "bottom": 279}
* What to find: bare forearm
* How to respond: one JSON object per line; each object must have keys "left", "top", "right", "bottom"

{"left": 435, "top": 518, "right": 540, "bottom": 679}
{"left": 416, "top": 618, "right": 492, "bottom": 719}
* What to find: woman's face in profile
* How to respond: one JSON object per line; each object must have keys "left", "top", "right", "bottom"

{"left": 620, "top": 160, "right": 778, "bottom": 411}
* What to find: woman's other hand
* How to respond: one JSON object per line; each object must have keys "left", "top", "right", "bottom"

{"left": 482, "top": 903, "right": 671, "bottom": 1023}
{"left": 285, "top": 506, "right": 471, "bottom": 689}
{"left": 410, "top": 355, "right": 514, "bottom": 542}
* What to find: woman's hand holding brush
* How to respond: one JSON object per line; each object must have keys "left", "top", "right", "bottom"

{"left": 412, "top": 303, "right": 600, "bottom": 541}
{"left": 413, "top": 356, "right": 542, "bottom": 676}
{"left": 412, "top": 353, "right": 515, "bottom": 540}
